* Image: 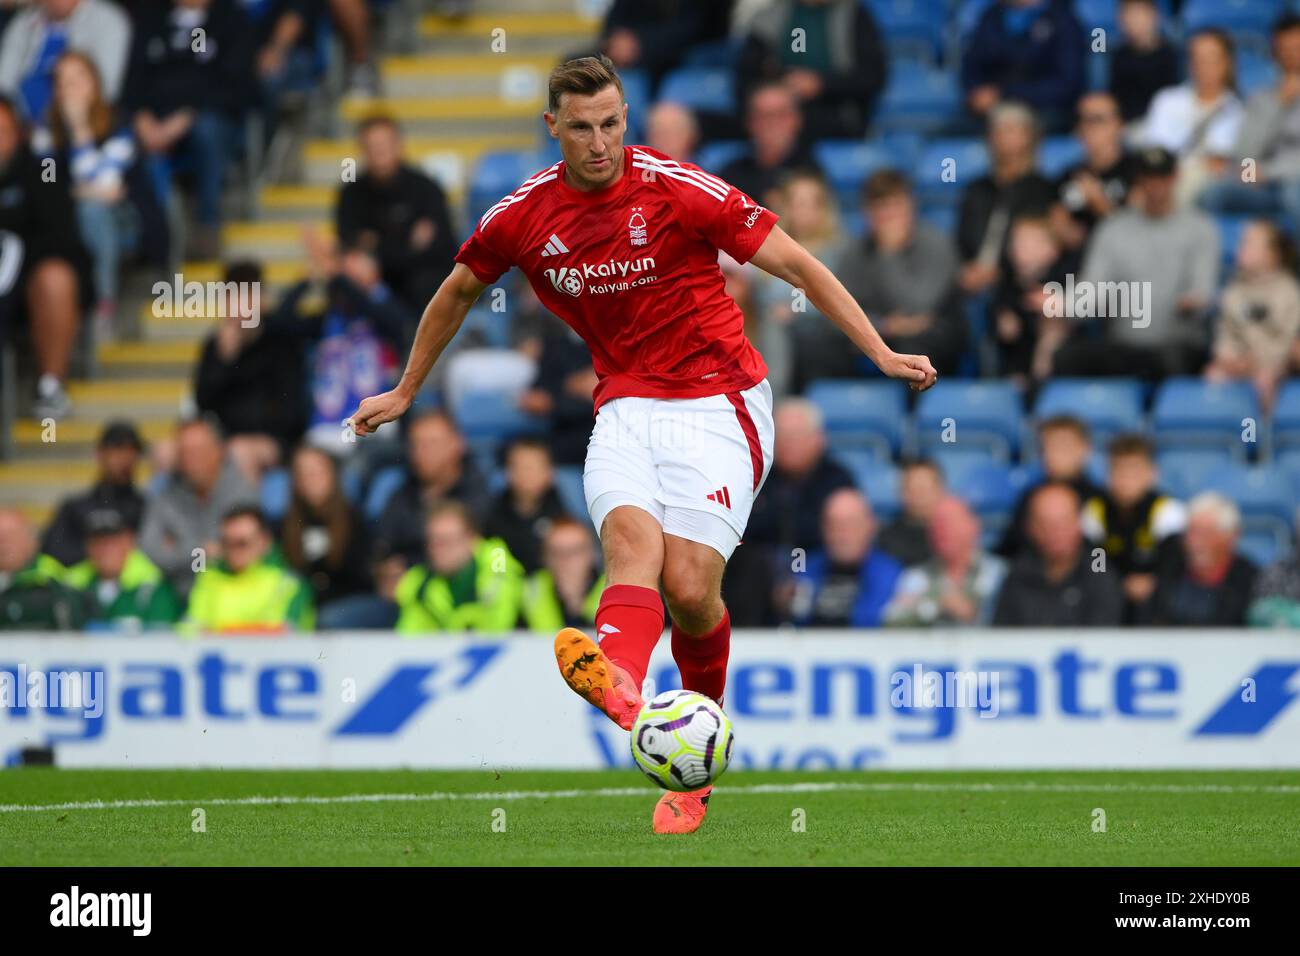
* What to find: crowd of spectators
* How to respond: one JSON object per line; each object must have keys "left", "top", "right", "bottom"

{"left": 0, "top": 0, "right": 383, "bottom": 418}
{"left": 5, "top": 0, "right": 1300, "bottom": 634}
{"left": 4, "top": 397, "right": 1300, "bottom": 632}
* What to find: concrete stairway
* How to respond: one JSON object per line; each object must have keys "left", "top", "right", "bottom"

{"left": 2, "top": 0, "right": 598, "bottom": 527}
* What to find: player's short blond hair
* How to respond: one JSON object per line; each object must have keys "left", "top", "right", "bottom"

{"left": 547, "top": 55, "right": 624, "bottom": 114}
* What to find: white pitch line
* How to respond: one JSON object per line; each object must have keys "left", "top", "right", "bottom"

{"left": 2, "top": 780, "right": 1298, "bottom": 815}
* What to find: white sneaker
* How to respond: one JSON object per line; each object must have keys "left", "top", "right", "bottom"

{"left": 34, "top": 376, "right": 72, "bottom": 420}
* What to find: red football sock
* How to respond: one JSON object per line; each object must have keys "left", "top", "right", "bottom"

{"left": 595, "top": 584, "right": 665, "bottom": 692}
{"left": 671, "top": 608, "right": 731, "bottom": 704}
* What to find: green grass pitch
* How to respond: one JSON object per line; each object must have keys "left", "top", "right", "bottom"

{"left": 2, "top": 769, "right": 1298, "bottom": 866}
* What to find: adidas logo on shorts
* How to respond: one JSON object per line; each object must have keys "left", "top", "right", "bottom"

{"left": 706, "top": 487, "right": 732, "bottom": 509}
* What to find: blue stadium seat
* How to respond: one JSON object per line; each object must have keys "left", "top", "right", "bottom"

{"left": 957, "top": 0, "right": 1172, "bottom": 41}
{"left": 1215, "top": 214, "right": 1250, "bottom": 271}
{"left": 552, "top": 465, "right": 589, "bottom": 524}
{"left": 832, "top": 450, "right": 901, "bottom": 518}
{"left": 680, "top": 38, "right": 741, "bottom": 69}
{"left": 1038, "top": 135, "right": 1085, "bottom": 178}
{"left": 807, "top": 379, "right": 908, "bottom": 457}
{"left": 917, "top": 203, "right": 957, "bottom": 234}
{"left": 866, "top": 0, "right": 947, "bottom": 63}
{"left": 1272, "top": 379, "right": 1300, "bottom": 451}
{"left": 619, "top": 69, "right": 652, "bottom": 136}
{"left": 1239, "top": 529, "right": 1283, "bottom": 568}
{"left": 468, "top": 150, "right": 558, "bottom": 224}
{"left": 1155, "top": 448, "right": 1232, "bottom": 499}
{"left": 455, "top": 391, "right": 546, "bottom": 447}
{"left": 1018, "top": 451, "right": 1108, "bottom": 489}
{"left": 364, "top": 464, "right": 406, "bottom": 522}
{"left": 1073, "top": 0, "right": 1119, "bottom": 35}
{"left": 1034, "top": 378, "right": 1145, "bottom": 441}
{"left": 659, "top": 67, "right": 735, "bottom": 114}
{"left": 956, "top": 0, "right": 993, "bottom": 38}
{"left": 1200, "top": 463, "right": 1297, "bottom": 552}
{"left": 1276, "top": 449, "right": 1300, "bottom": 507}
{"left": 1237, "top": 50, "right": 1280, "bottom": 97}
{"left": 875, "top": 62, "right": 963, "bottom": 134}
{"left": 1151, "top": 378, "right": 1261, "bottom": 459}
{"left": 1182, "top": 0, "right": 1285, "bottom": 38}
{"left": 692, "top": 140, "right": 748, "bottom": 174}
{"left": 260, "top": 467, "right": 291, "bottom": 522}
{"left": 914, "top": 381, "right": 1023, "bottom": 459}
{"left": 457, "top": 305, "right": 511, "bottom": 349}
{"left": 930, "top": 448, "right": 1019, "bottom": 515}
{"left": 914, "top": 137, "right": 988, "bottom": 205}
{"left": 813, "top": 139, "right": 897, "bottom": 208}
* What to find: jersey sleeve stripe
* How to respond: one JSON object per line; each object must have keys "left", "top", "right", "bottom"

{"left": 478, "top": 163, "right": 563, "bottom": 229}
{"left": 632, "top": 149, "right": 729, "bottom": 193}
{"left": 631, "top": 153, "right": 729, "bottom": 199}
{"left": 631, "top": 158, "right": 727, "bottom": 201}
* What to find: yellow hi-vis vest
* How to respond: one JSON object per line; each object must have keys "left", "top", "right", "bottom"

{"left": 521, "top": 571, "right": 604, "bottom": 631}
{"left": 394, "top": 537, "right": 524, "bottom": 635}
{"left": 183, "top": 558, "right": 315, "bottom": 633}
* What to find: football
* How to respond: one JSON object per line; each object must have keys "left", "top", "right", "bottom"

{"left": 630, "top": 689, "right": 735, "bottom": 791}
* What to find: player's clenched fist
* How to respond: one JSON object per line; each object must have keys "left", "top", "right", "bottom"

{"left": 879, "top": 352, "right": 938, "bottom": 392}
{"left": 347, "top": 388, "right": 413, "bottom": 437}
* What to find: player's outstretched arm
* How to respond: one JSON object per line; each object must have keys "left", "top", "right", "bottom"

{"left": 749, "top": 225, "right": 938, "bottom": 392}
{"left": 347, "top": 263, "right": 488, "bottom": 436}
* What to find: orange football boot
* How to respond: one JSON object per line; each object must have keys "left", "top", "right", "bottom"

{"left": 653, "top": 785, "right": 712, "bottom": 834}
{"left": 554, "top": 628, "right": 644, "bottom": 730}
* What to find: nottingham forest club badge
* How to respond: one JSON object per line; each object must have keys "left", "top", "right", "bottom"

{"left": 628, "top": 207, "right": 648, "bottom": 247}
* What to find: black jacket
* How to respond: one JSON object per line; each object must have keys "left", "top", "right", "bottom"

{"left": 41, "top": 481, "right": 146, "bottom": 566}
{"left": 601, "top": 0, "right": 730, "bottom": 77}
{"left": 336, "top": 165, "right": 457, "bottom": 302}
{"left": 992, "top": 551, "right": 1123, "bottom": 627}
{"left": 996, "top": 474, "right": 1105, "bottom": 559}
{"left": 122, "top": 0, "right": 255, "bottom": 117}
{"left": 482, "top": 487, "right": 570, "bottom": 574}
{"left": 737, "top": 0, "right": 887, "bottom": 137}
{"left": 374, "top": 462, "right": 494, "bottom": 566}
{"left": 282, "top": 505, "right": 373, "bottom": 605}
{"left": 746, "top": 454, "right": 855, "bottom": 552}
{"left": 1143, "top": 539, "right": 1258, "bottom": 627}
{"left": 957, "top": 171, "right": 1058, "bottom": 266}
{"left": 531, "top": 324, "right": 595, "bottom": 466}
{"left": 718, "top": 143, "right": 824, "bottom": 207}
{"left": 0, "top": 145, "right": 90, "bottom": 275}
{"left": 195, "top": 326, "right": 307, "bottom": 449}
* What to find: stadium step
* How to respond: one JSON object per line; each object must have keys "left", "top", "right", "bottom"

{"left": 14, "top": 502, "right": 54, "bottom": 529}
{"left": 257, "top": 184, "right": 341, "bottom": 222}
{"left": 10, "top": 417, "right": 174, "bottom": 460}
{"left": 221, "top": 221, "right": 332, "bottom": 260}
{"left": 415, "top": 11, "right": 597, "bottom": 55}
{"left": 336, "top": 95, "right": 540, "bottom": 138}
{"left": 95, "top": 340, "right": 200, "bottom": 379}
{"left": 381, "top": 54, "right": 558, "bottom": 99}
{"left": 63, "top": 378, "right": 190, "bottom": 423}
{"left": 0, "top": 459, "right": 156, "bottom": 508}
{"left": 301, "top": 133, "right": 533, "bottom": 188}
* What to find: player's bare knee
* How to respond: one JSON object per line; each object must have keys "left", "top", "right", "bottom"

{"left": 662, "top": 568, "right": 721, "bottom": 632}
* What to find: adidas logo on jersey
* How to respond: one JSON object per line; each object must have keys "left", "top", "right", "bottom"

{"left": 706, "top": 487, "right": 732, "bottom": 509}
{"left": 540, "top": 233, "right": 569, "bottom": 257}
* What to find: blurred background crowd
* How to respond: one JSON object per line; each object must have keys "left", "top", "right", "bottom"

{"left": 3, "top": 0, "right": 1300, "bottom": 634}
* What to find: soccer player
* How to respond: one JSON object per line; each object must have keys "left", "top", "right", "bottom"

{"left": 348, "top": 56, "right": 937, "bottom": 834}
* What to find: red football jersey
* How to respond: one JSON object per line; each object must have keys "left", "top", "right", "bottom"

{"left": 454, "top": 145, "right": 779, "bottom": 409}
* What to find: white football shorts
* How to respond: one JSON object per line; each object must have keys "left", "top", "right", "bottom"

{"left": 583, "top": 378, "right": 775, "bottom": 560}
